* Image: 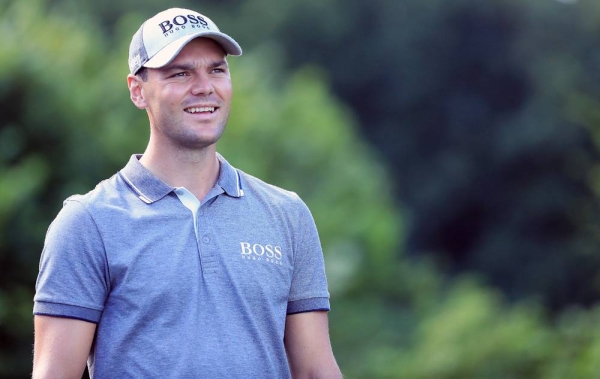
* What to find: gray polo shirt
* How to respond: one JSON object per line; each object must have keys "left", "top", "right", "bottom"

{"left": 34, "top": 154, "right": 330, "bottom": 379}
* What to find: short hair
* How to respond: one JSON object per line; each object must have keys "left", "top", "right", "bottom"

{"left": 136, "top": 67, "right": 148, "bottom": 82}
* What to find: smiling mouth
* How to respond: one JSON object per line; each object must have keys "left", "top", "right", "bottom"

{"left": 185, "top": 106, "right": 216, "bottom": 114}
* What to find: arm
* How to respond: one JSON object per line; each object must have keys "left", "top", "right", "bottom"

{"left": 32, "top": 315, "right": 97, "bottom": 379}
{"left": 284, "top": 311, "right": 343, "bottom": 379}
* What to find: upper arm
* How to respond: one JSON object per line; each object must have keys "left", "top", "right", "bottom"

{"left": 284, "top": 311, "right": 342, "bottom": 379}
{"left": 33, "top": 315, "right": 96, "bottom": 379}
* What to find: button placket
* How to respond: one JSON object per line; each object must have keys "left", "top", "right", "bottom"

{"left": 197, "top": 204, "right": 218, "bottom": 275}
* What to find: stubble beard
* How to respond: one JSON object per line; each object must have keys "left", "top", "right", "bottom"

{"left": 171, "top": 114, "right": 229, "bottom": 151}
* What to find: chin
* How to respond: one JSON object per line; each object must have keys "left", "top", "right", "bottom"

{"left": 179, "top": 136, "right": 221, "bottom": 150}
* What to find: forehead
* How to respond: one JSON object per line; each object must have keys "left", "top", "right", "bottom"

{"left": 171, "top": 38, "right": 227, "bottom": 64}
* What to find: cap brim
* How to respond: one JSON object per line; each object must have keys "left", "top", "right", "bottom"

{"left": 144, "top": 32, "right": 242, "bottom": 69}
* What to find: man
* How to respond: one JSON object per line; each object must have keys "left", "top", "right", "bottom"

{"left": 32, "top": 7, "right": 342, "bottom": 379}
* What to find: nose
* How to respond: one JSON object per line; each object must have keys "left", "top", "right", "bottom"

{"left": 190, "top": 72, "right": 213, "bottom": 96}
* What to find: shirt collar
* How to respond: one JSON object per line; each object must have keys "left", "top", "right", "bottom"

{"left": 216, "top": 153, "right": 244, "bottom": 198}
{"left": 119, "top": 153, "right": 243, "bottom": 204}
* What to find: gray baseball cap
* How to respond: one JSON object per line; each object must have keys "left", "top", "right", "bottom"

{"left": 128, "top": 8, "right": 242, "bottom": 75}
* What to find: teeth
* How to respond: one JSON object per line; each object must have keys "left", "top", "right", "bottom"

{"left": 186, "top": 107, "right": 215, "bottom": 113}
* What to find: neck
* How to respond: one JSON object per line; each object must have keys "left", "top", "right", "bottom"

{"left": 139, "top": 144, "right": 220, "bottom": 202}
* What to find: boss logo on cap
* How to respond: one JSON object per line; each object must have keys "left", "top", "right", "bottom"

{"left": 158, "top": 14, "right": 210, "bottom": 36}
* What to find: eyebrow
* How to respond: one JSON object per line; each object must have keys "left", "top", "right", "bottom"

{"left": 161, "top": 60, "right": 228, "bottom": 73}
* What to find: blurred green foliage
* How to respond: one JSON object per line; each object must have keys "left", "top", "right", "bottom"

{"left": 4, "top": 0, "right": 600, "bottom": 378}
{"left": 274, "top": 0, "right": 600, "bottom": 310}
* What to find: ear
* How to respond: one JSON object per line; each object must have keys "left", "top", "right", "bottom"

{"left": 127, "top": 74, "right": 147, "bottom": 109}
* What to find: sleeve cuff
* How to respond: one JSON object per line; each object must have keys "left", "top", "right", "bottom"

{"left": 33, "top": 301, "right": 102, "bottom": 323}
{"left": 287, "top": 297, "right": 330, "bottom": 315}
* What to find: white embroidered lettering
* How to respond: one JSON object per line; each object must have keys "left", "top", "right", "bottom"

{"left": 240, "top": 242, "right": 284, "bottom": 265}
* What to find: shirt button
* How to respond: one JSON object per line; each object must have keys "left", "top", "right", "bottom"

{"left": 202, "top": 236, "right": 210, "bottom": 244}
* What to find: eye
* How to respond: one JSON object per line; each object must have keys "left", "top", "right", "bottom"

{"left": 172, "top": 72, "right": 188, "bottom": 77}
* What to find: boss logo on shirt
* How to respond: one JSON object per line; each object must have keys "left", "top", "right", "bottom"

{"left": 240, "top": 242, "right": 283, "bottom": 265}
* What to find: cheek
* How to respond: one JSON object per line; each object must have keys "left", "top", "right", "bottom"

{"left": 217, "top": 80, "right": 233, "bottom": 100}
{"left": 149, "top": 92, "right": 180, "bottom": 112}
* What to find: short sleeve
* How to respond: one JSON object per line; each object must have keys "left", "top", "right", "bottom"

{"left": 33, "top": 198, "right": 109, "bottom": 323}
{"left": 286, "top": 198, "right": 330, "bottom": 314}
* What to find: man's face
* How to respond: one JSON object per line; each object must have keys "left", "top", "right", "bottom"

{"left": 135, "top": 38, "right": 233, "bottom": 151}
